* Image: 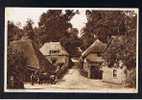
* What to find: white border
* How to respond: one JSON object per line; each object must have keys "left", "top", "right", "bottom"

{"left": 4, "top": 7, "right": 139, "bottom": 93}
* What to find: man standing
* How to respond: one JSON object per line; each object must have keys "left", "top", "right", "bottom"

{"left": 30, "top": 72, "right": 35, "bottom": 85}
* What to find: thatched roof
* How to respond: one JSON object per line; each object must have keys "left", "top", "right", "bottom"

{"left": 40, "top": 42, "right": 69, "bottom": 56}
{"left": 86, "top": 53, "right": 104, "bottom": 63}
{"left": 10, "top": 39, "right": 55, "bottom": 73}
{"left": 10, "top": 39, "right": 40, "bottom": 69}
{"left": 82, "top": 39, "right": 107, "bottom": 57}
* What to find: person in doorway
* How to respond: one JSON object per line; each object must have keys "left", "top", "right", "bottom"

{"left": 30, "top": 72, "right": 35, "bottom": 85}
{"left": 50, "top": 74, "right": 56, "bottom": 84}
{"left": 34, "top": 71, "right": 39, "bottom": 84}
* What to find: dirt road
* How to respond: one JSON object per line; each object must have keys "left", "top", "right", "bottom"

{"left": 24, "top": 66, "right": 136, "bottom": 93}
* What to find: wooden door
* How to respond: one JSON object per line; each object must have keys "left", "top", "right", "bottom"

{"left": 90, "top": 65, "right": 103, "bottom": 79}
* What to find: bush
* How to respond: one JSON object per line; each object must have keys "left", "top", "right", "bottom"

{"left": 126, "top": 69, "right": 136, "bottom": 88}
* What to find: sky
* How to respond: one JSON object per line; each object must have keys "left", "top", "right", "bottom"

{"left": 5, "top": 8, "right": 87, "bottom": 36}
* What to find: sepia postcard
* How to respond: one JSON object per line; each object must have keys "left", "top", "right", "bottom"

{"left": 4, "top": 7, "right": 139, "bottom": 93}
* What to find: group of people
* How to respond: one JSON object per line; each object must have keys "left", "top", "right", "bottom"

{"left": 30, "top": 71, "right": 57, "bottom": 85}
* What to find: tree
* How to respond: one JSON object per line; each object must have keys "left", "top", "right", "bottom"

{"left": 80, "top": 27, "right": 96, "bottom": 51}
{"left": 84, "top": 11, "right": 127, "bottom": 43}
{"left": 8, "top": 21, "right": 24, "bottom": 43}
{"left": 37, "top": 10, "right": 76, "bottom": 43}
{"left": 23, "top": 19, "right": 34, "bottom": 40}
{"left": 23, "top": 19, "right": 41, "bottom": 48}
{"left": 60, "top": 28, "right": 82, "bottom": 57}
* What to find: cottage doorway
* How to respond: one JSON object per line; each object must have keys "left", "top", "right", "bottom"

{"left": 90, "top": 66, "right": 103, "bottom": 79}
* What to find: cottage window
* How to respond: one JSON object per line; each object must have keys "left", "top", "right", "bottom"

{"left": 49, "top": 50, "right": 60, "bottom": 54}
{"left": 113, "top": 69, "right": 117, "bottom": 78}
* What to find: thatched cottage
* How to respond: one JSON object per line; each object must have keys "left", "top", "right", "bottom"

{"left": 40, "top": 42, "right": 70, "bottom": 78}
{"left": 80, "top": 37, "right": 130, "bottom": 85}
{"left": 9, "top": 39, "right": 55, "bottom": 83}
{"left": 80, "top": 39, "right": 107, "bottom": 79}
